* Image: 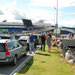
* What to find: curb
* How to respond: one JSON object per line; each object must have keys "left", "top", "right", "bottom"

{"left": 10, "top": 46, "right": 41, "bottom": 75}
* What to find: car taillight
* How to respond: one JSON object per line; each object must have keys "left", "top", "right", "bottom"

{"left": 5, "top": 43, "right": 10, "bottom": 56}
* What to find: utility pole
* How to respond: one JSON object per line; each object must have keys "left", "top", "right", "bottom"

{"left": 56, "top": 0, "right": 58, "bottom": 26}
{"left": 54, "top": 7, "right": 56, "bottom": 26}
{"left": 55, "top": 0, "right": 58, "bottom": 28}
{"left": 55, "top": 0, "right": 58, "bottom": 37}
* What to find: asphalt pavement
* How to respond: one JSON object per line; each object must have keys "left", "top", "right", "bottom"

{"left": 0, "top": 45, "right": 41, "bottom": 75}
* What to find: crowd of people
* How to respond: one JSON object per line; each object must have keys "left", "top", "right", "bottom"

{"left": 68, "top": 33, "right": 74, "bottom": 39}
{"left": 26, "top": 32, "right": 52, "bottom": 54}
{"left": 52, "top": 38, "right": 75, "bottom": 63}
{"left": 26, "top": 32, "right": 75, "bottom": 63}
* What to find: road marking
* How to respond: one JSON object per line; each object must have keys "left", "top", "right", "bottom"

{"left": 10, "top": 46, "right": 41, "bottom": 75}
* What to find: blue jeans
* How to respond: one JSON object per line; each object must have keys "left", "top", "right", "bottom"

{"left": 69, "top": 56, "right": 73, "bottom": 60}
{"left": 41, "top": 42, "right": 45, "bottom": 51}
{"left": 29, "top": 42, "right": 35, "bottom": 54}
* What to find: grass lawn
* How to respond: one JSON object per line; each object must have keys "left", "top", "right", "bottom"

{"left": 16, "top": 44, "right": 75, "bottom": 75}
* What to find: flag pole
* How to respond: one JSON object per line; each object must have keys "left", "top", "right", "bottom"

{"left": 56, "top": 0, "right": 58, "bottom": 37}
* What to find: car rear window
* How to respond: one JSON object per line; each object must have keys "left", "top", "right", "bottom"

{"left": 7, "top": 42, "right": 15, "bottom": 50}
{"left": 0, "top": 43, "right": 5, "bottom": 52}
{"left": 1, "top": 37, "right": 10, "bottom": 39}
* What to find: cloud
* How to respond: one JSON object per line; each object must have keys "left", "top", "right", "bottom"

{"left": 26, "top": 8, "right": 62, "bottom": 26}
{"left": 70, "top": 13, "right": 75, "bottom": 15}
{"left": 26, "top": 8, "right": 75, "bottom": 27}
{"left": 59, "top": 19, "right": 75, "bottom": 27}
{"left": 0, "top": 0, "right": 74, "bottom": 28}
{"left": 29, "top": 0, "right": 75, "bottom": 8}
{"left": 0, "top": 10, "right": 4, "bottom": 15}
{"left": 0, "top": 1, "right": 27, "bottom": 22}
{"left": 11, "top": 9, "right": 26, "bottom": 20}
{"left": 26, "top": 8, "right": 55, "bottom": 24}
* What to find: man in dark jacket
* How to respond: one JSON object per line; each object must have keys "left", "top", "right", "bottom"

{"left": 41, "top": 33, "right": 45, "bottom": 51}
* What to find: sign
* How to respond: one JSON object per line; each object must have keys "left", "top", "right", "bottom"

{"left": 0, "top": 29, "right": 8, "bottom": 32}
{"left": 54, "top": 28, "right": 61, "bottom": 34}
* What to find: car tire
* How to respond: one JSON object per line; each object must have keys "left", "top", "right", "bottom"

{"left": 12, "top": 56, "right": 17, "bottom": 66}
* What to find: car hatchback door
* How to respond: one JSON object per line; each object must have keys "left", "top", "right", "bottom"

{"left": 0, "top": 43, "right": 6, "bottom": 59}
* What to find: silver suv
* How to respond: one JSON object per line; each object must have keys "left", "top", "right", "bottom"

{"left": 0, "top": 39, "right": 27, "bottom": 65}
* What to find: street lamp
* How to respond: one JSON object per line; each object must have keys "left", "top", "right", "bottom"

{"left": 54, "top": 7, "right": 56, "bottom": 26}
{"left": 53, "top": 0, "right": 59, "bottom": 38}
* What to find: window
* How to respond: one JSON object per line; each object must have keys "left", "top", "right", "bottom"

{"left": 1, "top": 37, "right": 9, "bottom": 39}
{"left": 7, "top": 42, "right": 15, "bottom": 50}
{"left": 0, "top": 43, "right": 5, "bottom": 52}
{"left": 18, "top": 40, "right": 27, "bottom": 46}
{"left": 14, "top": 41, "right": 22, "bottom": 48}
{"left": 10, "top": 36, "right": 15, "bottom": 39}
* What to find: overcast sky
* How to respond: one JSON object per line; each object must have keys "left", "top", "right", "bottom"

{"left": 0, "top": 0, "right": 75, "bottom": 27}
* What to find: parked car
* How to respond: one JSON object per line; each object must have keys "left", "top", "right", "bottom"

{"left": 0, "top": 39, "right": 27, "bottom": 65}
{"left": 0, "top": 34, "right": 15, "bottom": 40}
{"left": 14, "top": 34, "right": 27, "bottom": 40}
{"left": 18, "top": 35, "right": 28, "bottom": 46}
{"left": 14, "top": 34, "right": 21, "bottom": 40}
{"left": 18, "top": 35, "right": 37, "bottom": 48}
